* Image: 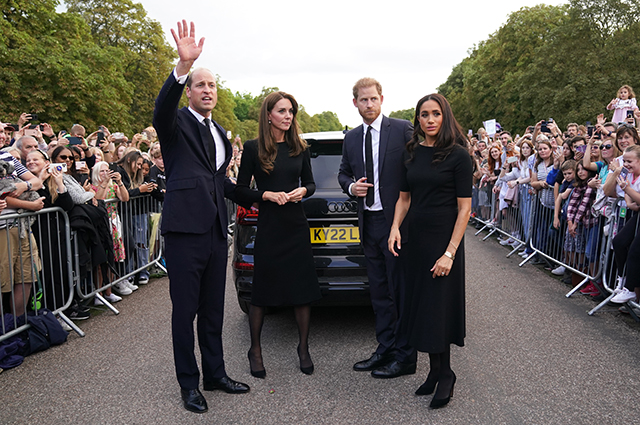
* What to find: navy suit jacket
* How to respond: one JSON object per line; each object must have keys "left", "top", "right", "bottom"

{"left": 338, "top": 116, "right": 413, "bottom": 236}
{"left": 153, "top": 72, "right": 236, "bottom": 236}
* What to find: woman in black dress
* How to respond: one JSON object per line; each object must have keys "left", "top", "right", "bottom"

{"left": 235, "top": 91, "right": 321, "bottom": 378}
{"left": 388, "top": 93, "right": 472, "bottom": 409}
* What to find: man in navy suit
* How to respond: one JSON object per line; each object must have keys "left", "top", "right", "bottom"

{"left": 153, "top": 21, "right": 249, "bottom": 414}
{"left": 338, "top": 78, "right": 417, "bottom": 379}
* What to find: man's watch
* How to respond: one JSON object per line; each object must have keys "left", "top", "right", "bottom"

{"left": 444, "top": 251, "right": 455, "bottom": 261}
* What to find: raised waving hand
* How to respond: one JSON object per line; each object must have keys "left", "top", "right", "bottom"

{"left": 172, "top": 20, "right": 205, "bottom": 75}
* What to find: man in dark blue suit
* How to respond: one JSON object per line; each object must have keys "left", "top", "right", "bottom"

{"left": 338, "top": 78, "right": 417, "bottom": 378}
{"left": 153, "top": 21, "right": 249, "bottom": 414}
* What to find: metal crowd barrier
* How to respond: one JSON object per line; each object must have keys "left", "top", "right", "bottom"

{"left": 0, "top": 207, "right": 79, "bottom": 342}
{"left": 473, "top": 182, "right": 530, "bottom": 258}
{"left": 472, "top": 179, "right": 640, "bottom": 321}
{"left": 73, "top": 194, "right": 165, "bottom": 315}
{"left": 0, "top": 194, "right": 165, "bottom": 344}
{"left": 588, "top": 201, "right": 640, "bottom": 319}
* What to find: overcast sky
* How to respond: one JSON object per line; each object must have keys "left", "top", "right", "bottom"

{"left": 72, "top": 0, "right": 567, "bottom": 128}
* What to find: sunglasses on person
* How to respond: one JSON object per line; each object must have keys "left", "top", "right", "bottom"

{"left": 57, "top": 155, "right": 73, "bottom": 160}
{"left": 601, "top": 144, "right": 614, "bottom": 150}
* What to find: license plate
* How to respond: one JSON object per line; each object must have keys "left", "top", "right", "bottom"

{"left": 310, "top": 227, "right": 360, "bottom": 244}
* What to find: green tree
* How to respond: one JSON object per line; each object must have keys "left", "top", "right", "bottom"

{"left": 314, "top": 111, "right": 342, "bottom": 131}
{"left": 211, "top": 77, "right": 237, "bottom": 137}
{"left": 298, "top": 106, "right": 319, "bottom": 133}
{"left": 235, "top": 119, "right": 259, "bottom": 142}
{"left": 389, "top": 108, "right": 415, "bottom": 122}
{"left": 0, "top": 1, "right": 132, "bottom": 132}
{"left": 439, "top": 0, "right": 640, "bottom": 133}
{"left": 233, "top": 91, "right": 254, "bottom": 122}
{"left": 65, "top": 0, "right": 176, "bottom": 131}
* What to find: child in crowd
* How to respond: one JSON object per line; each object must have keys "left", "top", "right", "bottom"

{"left": 551, "top": 160, "right": 577, "bottom": 278}
{"left": 607, "top": 85, "right": 638, "bottom": 124}
{"left": 553, "top": 160, "right": 577, "bottom": 231}
{"left": 564, "top": 163, "right": 597, "bottom": 284}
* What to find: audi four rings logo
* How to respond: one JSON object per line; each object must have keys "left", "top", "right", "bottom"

{"left": 327, "top": 201, "right": 357, "bottom": 213}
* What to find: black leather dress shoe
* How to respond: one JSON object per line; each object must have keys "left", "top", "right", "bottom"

{"left": 353, "top": 353, "right": 393, "bottom": 371}
{"left": 371, "top": 360, "right": 417, "bottom": 379}
{"left": 180, "top": 388, "right": 208, "bottom": 413}
{"left": 203, "top": 376, "right": 250, "bottom": 394}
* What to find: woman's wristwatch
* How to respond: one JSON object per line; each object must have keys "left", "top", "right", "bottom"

{"left": 444, "top": 251, "right": 455, "bottom": 261}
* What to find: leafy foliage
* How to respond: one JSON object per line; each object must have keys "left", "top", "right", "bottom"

{"left": 389, "top": 108, "right": 415, "bottom": 122}
{"left": 438, "top": 0, "right": 640, "bottom": 134}
{"left": 0, "top": 1, "right": 343, "bottom": 140}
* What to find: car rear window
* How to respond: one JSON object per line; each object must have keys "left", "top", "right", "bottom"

{"left": 307, "top": 139, "right": 343, "bottom": 190}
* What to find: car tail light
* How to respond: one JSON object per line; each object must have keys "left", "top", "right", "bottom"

{"left": 233, "top": 261, "right": 254, "bottom": 270}
{"left": 236, "top": 205, "right": 259, "bottom": 225}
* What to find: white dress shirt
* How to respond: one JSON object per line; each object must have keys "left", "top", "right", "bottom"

{"left": 174, "top": 68, "right": 226, "bottom": 171}
{"left": 350, "top": 114, "right": 384, "bottom": 211}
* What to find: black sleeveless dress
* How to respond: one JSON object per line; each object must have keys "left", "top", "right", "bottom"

{"left": 399, "top": 144, "right": 472, "bottom": 353}
{"left": 235, "top": 139, "right": 321, "bottom": 306}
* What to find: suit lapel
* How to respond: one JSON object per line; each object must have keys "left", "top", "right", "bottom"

{"left": 353, "top": 125, "right": 365, "bottom": 175}
{"left": 378, "top": 116, "right": 390, "bottom": 174}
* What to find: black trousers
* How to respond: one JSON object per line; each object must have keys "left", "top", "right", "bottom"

{"left": 362, "top": 210, "right": 416, "bottom": 363}
{"left": 613, "top": 211, "right": 640, "bottom": 290}
{"left": 165, "top": 223, "right": 228, "bottom": 390}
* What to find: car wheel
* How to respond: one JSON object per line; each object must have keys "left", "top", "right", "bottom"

{"left": 237, "top": 295, "right": 250, "bottom": 314}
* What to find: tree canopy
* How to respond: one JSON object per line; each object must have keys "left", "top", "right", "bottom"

{"left": 1, "top": 0, "right": 343, "bottom": 140}
{"left": 438, "top": 0, "right": 640, "bottom": 134}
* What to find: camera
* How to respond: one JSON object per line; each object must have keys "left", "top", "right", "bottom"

{"left": 627, "top": 110, "right": 634, "bottom": 119}
{"left": 29, "top": 113, "right": 38, "bottom": 121}
{"left": 587, "top": 125, "right": 595, "bottom": 137}
{"left": 540, "top": 120, "right": 551, "bottom": 133}
{"left": 97, "top": 131, "right": 105, "bottom": 143}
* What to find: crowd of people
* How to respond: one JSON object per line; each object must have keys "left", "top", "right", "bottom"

{"left": 4, "top": 19, "right": 640, "bottom": 415}
{"left": 0, "top": 115, "right": 168, "bottom": 328}
{"left": 470, "top": 84, "right": 640, "bottom": 314}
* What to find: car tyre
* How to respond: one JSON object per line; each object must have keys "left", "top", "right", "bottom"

{"left": 237, "top": 295, "right": 250, "bottom": 314}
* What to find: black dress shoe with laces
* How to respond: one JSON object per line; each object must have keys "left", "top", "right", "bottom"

{"left": 353, "top": 353, "right": 393, "bottom": 371}
{"left": 180, "top": 388, "right": 208, "bottom": 413}
{"left": 203, "top": 376, "right": 250, "bottom": 393}
{"left": 371, "top": 360, "right": 417, "bottom": 379}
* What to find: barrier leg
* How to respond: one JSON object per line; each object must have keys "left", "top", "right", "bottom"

{"left": 57, "top": 311, "right": 85, "bottom": 337}
{"left": 565, "top": 275, "right": 589, "bottom": 298}
{"left": 94, "top": 292, "right": 120, "bottom": 315}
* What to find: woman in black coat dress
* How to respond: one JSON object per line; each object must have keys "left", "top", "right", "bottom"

{"left": 235, "top": 91, "right": 321, "bottom": 378}
{"left": 388, "top": 94, "right": 472, "bottom": 409}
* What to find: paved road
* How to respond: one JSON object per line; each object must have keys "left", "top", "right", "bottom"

{"left": 2, "top": 227, "right": 640, "bottom": 424}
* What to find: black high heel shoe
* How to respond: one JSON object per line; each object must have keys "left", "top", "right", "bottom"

{"left": 415, "top": 372, "right": 439, "bottom": 395}
{"left": 429, "top": 373, "right": 456, "bottom": 409}
{"left": 247, "top": 351, "right": 266, "bottom": 379}
{"left": 297, "top": 346, "right": 314, "bottom": 375}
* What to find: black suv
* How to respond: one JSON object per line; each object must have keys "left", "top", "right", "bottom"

{"left": 232, "top": 131, "right": 368, "bottom": 313}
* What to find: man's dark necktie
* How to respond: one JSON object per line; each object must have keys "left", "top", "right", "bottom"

{"left": 365, "top": 125, "right": 374, "bottom": 207}
{"left": 203, "top": 117, "right": 217, "bottom": 170}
